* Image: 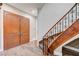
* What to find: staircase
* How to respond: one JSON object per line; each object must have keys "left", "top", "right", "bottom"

{"left": 39, "top": 3, "right": 79, "bottom": 55}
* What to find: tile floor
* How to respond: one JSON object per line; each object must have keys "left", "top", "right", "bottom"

{"left": 0, "top": 40, "right": 43, "bottom": 56}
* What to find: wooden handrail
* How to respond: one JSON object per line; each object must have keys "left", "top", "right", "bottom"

{"left": 43, "top": 3, "right": 77, "bottom": 38}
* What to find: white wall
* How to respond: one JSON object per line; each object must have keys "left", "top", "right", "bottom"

{"left": 37, "top": 3, "right": 75, "bottom": 40}
{"left": 0, "top": 4, "right": 37, "bottom": 51}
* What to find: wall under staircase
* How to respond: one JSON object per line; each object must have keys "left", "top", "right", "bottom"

{"left": 54, "top": 33, "right": 79, "bottom": 56}
{"left": 62, "top": 37, "right": 79, "bottom": 56}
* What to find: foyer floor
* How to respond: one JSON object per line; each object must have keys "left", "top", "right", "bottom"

{"left": 0, "top": 41, "right": 43, "bottom": 56}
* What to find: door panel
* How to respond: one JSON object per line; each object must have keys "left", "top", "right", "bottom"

{"left": 4, "top": 11, "right": 20, "bottom": 50}
{"left": 4, "top": 11, "right": 30, "bottom": 50}
{"left": 20, "top": 17, "right": 29, "bottom": 44}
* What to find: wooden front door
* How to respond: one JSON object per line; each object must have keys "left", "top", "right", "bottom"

{"left": 20, "top": 16, "right": 29, "bottom": 44}
{"left": 4, "top": 11, "right": 30, "bottom": 50}
{"left": 4, "top": 11, "right": 20, "bottom": 50}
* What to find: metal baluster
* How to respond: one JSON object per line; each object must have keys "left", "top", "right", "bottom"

{"left": 49, "top": 32, "right": 50, "bottom": 37}
{"left": 61, "top": 20, "right": 62, "bottom": 32}
{"left": 68, "top": 13, "right": 70, "bottom": 27}
{"left": 53, "top": 28, "right": 54, "bottom": 40}
{"left": 58, "top": 23, "right": 59, "bottom": 32}
{"left": 60, "top": 21, "right": 62, "bottom": 32}
{"left": 48, "top": 31, "right": 50, "bottom": 44}
{"left": 63, "top": 19, "right": 65, "bottom": 31}
{"left": 53, "top": 27, "right": 55, "bottom": 35}
{"left": 64, "top": 19, "right": 66, "bottom": 30}
{"left": 55, "top": 25, "right": 57, "bottom": 34}
{"left": 52, "top": 28, "right": 54, "bottom": 38}
{"left": 62, "top": 20, "right": 63, "bottom": 31}
{"left": 76, "top": 4, "right": 77, "bottom": 20}
{"left": 60, "top": 22, "right": 61, "bottom": 32}
{"left": 55, "top": 26, "right": 56, "bottom": 37}
{"left": 66, "top": 15, "right": 68, "bottom": 29}
{"left": 77, "top": 4, "right": 79, "bottom": 18}
{"left": 65, "top": 17, "right": 67, "bottom": 30}
{"left": 56, "top": 24, "right": 58, "bottom": 33}
{"left": 70, "top": 11, "right": 72, "bottom": 26}
{"left": 54, "top": 27, "right": 55, "bottom": 40}
{"left": 58, "top": 23, "right": 60, "bottom": 33}
{"left": 77, "top": 4, "right": 79, "bottom": 19}
{"left": 57, "top": 24, "right": 58, "bottom": 33}
{"left": 50, "top": 30, "right": 52, "bottom": 36}
{"left": 72, "top": 10, "right": 73, "bottom": 24}
{"left": 51, "top": 30, "right": 53, "bottom": 42}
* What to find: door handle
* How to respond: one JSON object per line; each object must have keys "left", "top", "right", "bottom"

{"left": 19, "top": 32, "right": 23, "bottom": 36}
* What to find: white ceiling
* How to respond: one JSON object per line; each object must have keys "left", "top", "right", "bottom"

{"left": 7, "top": 3, "right": 45, "bottom": 16}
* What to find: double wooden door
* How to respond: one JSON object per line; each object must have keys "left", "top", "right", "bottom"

{"left": 4, "top": 11, "right": 29, "bottom": 50}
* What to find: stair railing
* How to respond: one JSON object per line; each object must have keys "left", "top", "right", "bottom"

{"left": 42, "top": 3, "right": 79, "bottom": 55}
